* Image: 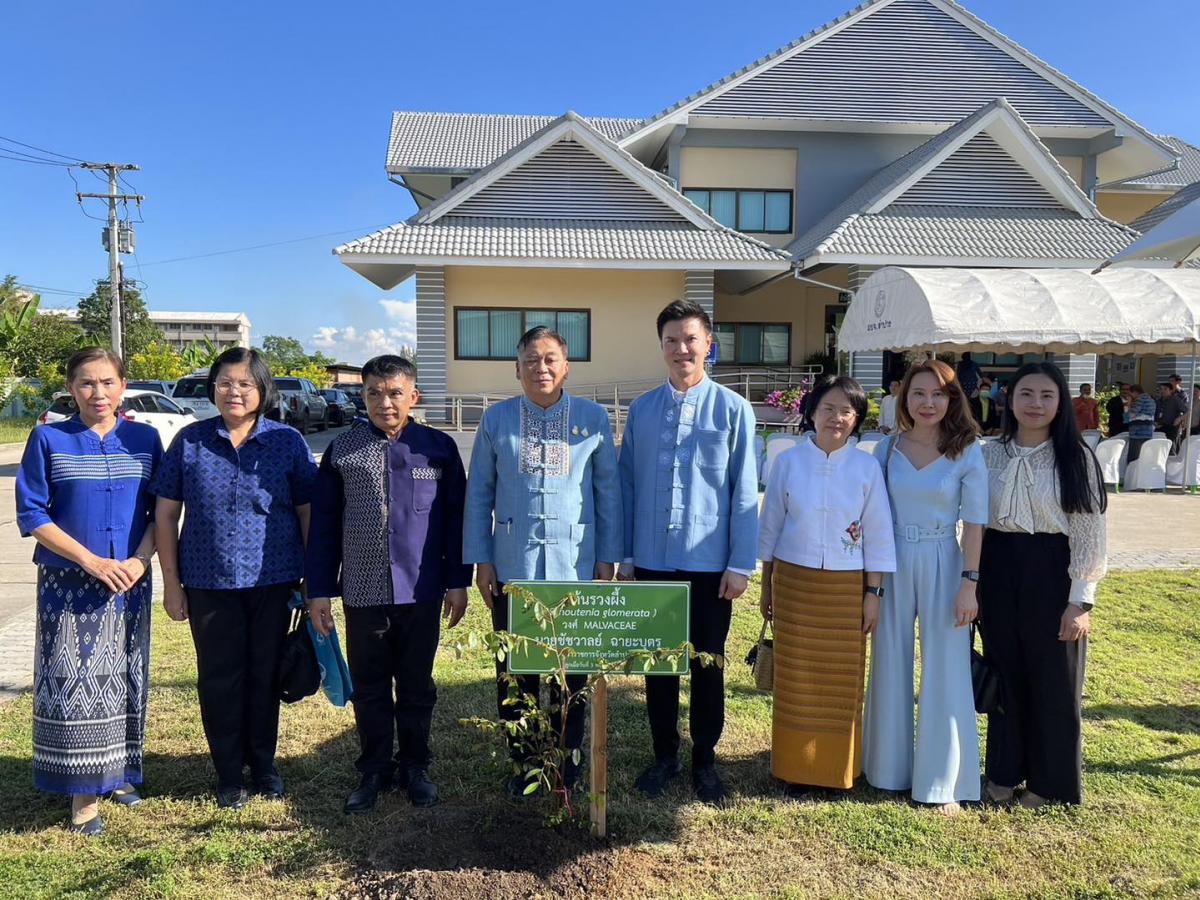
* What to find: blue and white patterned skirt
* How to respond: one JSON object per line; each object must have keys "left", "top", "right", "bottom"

{"left": 32, "top": 565, "right": 151, "bottom": 795}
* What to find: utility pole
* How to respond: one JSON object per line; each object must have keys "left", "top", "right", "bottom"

{"left": 77, "top": 163, "right": 142, "bottom": 358}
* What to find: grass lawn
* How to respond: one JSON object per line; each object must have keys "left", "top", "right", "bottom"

{"left": 0, "top": 570, "right": 1197, "bottom": 899}
{"left": 0, "top": 417, "right": 36, "bottom": 446}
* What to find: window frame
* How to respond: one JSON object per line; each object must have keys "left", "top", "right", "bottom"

{"left": 681, "top": 187, "right": 794, "bottom": 234}
{"left": 453, "top": 307, "right": 592, "bottom": 361}
{"left": 712, "top": 321, "right": 792, "bottom": 367}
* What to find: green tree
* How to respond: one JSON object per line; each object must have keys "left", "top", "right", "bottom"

{"left": 76, "top": 282, "right": 163, "bottom": 357}
{"left": 180, "top": 337, "right": 222, "bottom": 372}
{"left": 8, "top": 311, "right": 85, "bottom": 377}
{"left": 127, "top": 341, "right": 187, "bottom": 381}
{"left": 260, "top": 335, "right": 310, "bottom": 371}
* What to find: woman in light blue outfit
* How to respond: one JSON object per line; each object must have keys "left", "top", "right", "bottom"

{"left": 862, "top": 359, "right": 988, "bottom": 812}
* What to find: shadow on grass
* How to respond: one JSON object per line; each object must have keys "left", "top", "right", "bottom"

{"left": 1084, "top": 703, "right": 1200, "bottom": 736}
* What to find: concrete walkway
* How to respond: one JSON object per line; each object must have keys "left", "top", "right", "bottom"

{"left": 0, "top": 438, "right": 1196, "bottom": 699}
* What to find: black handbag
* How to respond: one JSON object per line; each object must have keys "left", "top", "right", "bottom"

{"left": 277, "top": 606, "right": 321, "bottom": 704}
{"left": 970, "top": 623, "right": 1004, "bottom": 716}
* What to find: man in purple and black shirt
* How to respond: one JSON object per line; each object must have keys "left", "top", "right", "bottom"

{"left": 306, "top": 355, "right": 470, "bottom": 814}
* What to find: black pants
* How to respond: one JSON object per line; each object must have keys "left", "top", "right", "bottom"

{"left": 1128, "top": 437, "right": 1148, "bottom": 463}
{"left": 344, "top": 602, "right": 441, "bottom": 777}
{"left": 979, "top": 530, "right": 1086, "bottom": 804}
{"left": 491, "top": 591, "right": 586, "bottom": 760}
{"left": 188, "top": 583, "right": 293, "bottom": 791}
{"left": 636, "top": 568, "right": 731, "bottom": 768}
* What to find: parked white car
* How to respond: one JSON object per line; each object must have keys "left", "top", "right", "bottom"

{"left": 38, "top": 389, "right": 199, "bottom": 449}
{"left": 170, "top": 376, "right": 221, "bottom": 419}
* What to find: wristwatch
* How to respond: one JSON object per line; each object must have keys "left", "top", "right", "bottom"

{"left": 134, "top": 551, "right": 152, "bottom": 567}
{"left": 1076, "top": 600, "right": 1095, "bottom": 612}
{"left": 864, "top": 585, "right": 885, "bottom": 599}
{"left": 961, "top": 570, "right": 980, "bottom": 583}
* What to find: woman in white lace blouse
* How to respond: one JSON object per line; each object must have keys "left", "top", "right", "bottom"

{"left": 979, "top": 362, "right": 1107, "bottom": 808}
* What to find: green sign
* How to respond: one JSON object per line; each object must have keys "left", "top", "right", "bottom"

{"left": 506, "top": 581, "right": 690, "bottom": 675}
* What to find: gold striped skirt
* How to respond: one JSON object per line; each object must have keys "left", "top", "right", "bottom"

{"left": 771, "top": 560, "right": 865, "bottom": 789}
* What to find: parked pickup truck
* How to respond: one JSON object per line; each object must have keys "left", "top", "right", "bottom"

{"left": 273, "top": 377, "right": 328, "bottom": 433}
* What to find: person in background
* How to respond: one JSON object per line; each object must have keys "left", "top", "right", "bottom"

{"left": 978, "top": 377, "right": 998, "bottom": 433}
{"left": 1105, "top": 383, "right": 1129, "bottom": 437}
{"left": 1072, "top": 384, "right": 1100, "bottom": 433}
{"left": 758, "top": 375, "right": 895, "bottom": 794}
{"left": 154, "top": 347, "right": 315, "bottom": 809}
{"left": 1125, "top": 384, "right": 1156, "bottom": 462}
{"left": 464, "top": 326, "right": 621, "bottom": 797}
{"left": 619, "top": 300, "right": 758, "bottom": 805}
{"left": 956, "top": 353, "right": 984, "bottom": 424}
{"left": 16, "top": 348, "right": 161, "bottom": 835}
{"left": 1190, "top": 384, "right": 1200, "bottom": 437}
{"left": 307, "top": 355, "right": 470, "bottom": 815}
{"left": 878, "top": 379, "right": 901, "bottom": 434}
{"left": 862, "top": 360, "right": 986, "bottom": 813}
{"left": 1157, "top": 381, "right": 1189, "bottom": 452}
{"left": 978, "top": 362, "right": 1106, "bottom": 807}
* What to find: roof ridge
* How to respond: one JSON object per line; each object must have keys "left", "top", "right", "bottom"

{"left": 390, "top": 110, "right": 641, "bottom": 122}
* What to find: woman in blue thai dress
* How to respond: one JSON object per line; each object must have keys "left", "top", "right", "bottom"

{"left": 15, "top": 348, "right": 162, "bottom": 835}
{"left": 862, "top": 359, "right": 988, "bottom": 812}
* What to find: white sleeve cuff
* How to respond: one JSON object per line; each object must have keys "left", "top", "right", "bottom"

{"left": 1068, "top": 579, "right": 1097, "bottom": 608}
{"left": 726, "top": 567, "right": 753, "bottom": 577}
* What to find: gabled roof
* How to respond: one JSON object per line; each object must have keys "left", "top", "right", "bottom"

{"left": 339, "top": 112, "right": 791, "bottom": 289}
{"left": 1117, "top": 136, "right": 1200, "bottom": 190}
{"left": 789, "top": 99, "right": 1136, "bottom": 268}
{"left": 386, "top": 112, "right": 642, "bottom": 172}
{"left": 619, "top": 0, "right": 1174, "bottom": 181}
{"left": 1129, "top": 181, "right": 1200, "bottom": 236}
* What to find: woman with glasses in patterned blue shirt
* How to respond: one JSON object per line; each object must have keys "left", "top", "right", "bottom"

{"left": 153, "top": 347, "right": 316, "bottom": 809}
{"left": 16, "top": 348, "right": 162, "bottom": 835}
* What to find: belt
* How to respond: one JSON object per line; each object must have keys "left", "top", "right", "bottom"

{"left": 895, "top": 524, "right": 956, "bottom": 543}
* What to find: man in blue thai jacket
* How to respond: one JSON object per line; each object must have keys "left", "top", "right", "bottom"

{"left": 618, "top": 300, "right": 758, "bottom": 804}
{"left": 306, "top": 355, "right": 470, "bottom": 814}
{"left": 464, "top": 325, "right": 622, "bottom": 796}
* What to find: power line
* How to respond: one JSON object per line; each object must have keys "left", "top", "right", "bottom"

{"left": 0, "top": 133, "right": 85, "bottom": 162}
{"left": 136, "top": 225, "right": 393, "bottom": 267}
{"left": 0, "top": 151, "right": 75, "bottom": 167}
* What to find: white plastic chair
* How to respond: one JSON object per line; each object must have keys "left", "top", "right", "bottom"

{"left": 856, "top": 439, "right": 879, "bottom": 455}
{"left": 1125, "top": 438, "right": 1171, "bottom": 491}
{"left": 1081, "top": 430, "right": 1102, "bottom": 450}
{"left": 1094, "top": 439, "right": 1127, "bottom": 490}
{"left": 1167, "top": 439, "right": 1200, "bottom": 489}
{"left": 1152, "top": 431, "right": 1167, "bottom": 441}
{"left": 763, "top": 434, "right": 800, "bottom": 485}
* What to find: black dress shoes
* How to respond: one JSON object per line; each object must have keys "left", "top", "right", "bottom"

{"left": 251, "top": 774, "right": 285, "bottom": 800}
{"left": 405, "top": 769, "right": 439, "bottom": 808}
{"left": 634, "top": 758, "right": 683, "bottom": 798}
{"left": 217, "top": 786, "right": 249, "bottom": 810}
{"left": 344, "top": 773, "right": 392, "bottom": 814}
{"left": 692, "top": 765, "right": 727, "bottom": 804}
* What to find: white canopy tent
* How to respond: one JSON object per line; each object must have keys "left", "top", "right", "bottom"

{"left": 839, "top": 266, "right": 1200, "bottom": 486}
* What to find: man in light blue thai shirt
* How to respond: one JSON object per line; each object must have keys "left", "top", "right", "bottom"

{"left": 464, "top": 325, "right": 622, "bottom": 796}
{"left": 618, "top": 300, "right": 758, "bottom": 804}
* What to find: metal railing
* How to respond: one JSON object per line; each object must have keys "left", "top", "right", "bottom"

{"left": 422, "top": 366, "right": 823, "bottom": 437}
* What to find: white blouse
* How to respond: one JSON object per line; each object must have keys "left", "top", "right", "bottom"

{"left": 758, "top": 439, "right": 897, "bottom": 573}
{"left": 982, "top": 438, "right": 1107, "bottom": 607}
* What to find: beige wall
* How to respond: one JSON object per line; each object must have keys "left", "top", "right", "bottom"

{"left": 1054, "top": 155, "right": 1085, "bottom": 189}
{"left": 443, "top": 266, "right": 684, "bottom": 393}
{"left": 715, "top": 274, "right": 842, "bottom": 366}
{"left": 1096, "top": 190, "right": 1173, "bottom": 225}
{"left": 679, "top": 148, "right": 797, "bottom": 248}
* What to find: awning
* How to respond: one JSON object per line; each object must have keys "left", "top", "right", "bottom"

{"left": 838, "top": 266, "right": 1200, "bottom": 355}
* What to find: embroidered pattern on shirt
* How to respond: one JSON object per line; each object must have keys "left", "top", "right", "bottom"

{"left": 519, "top": 396, "right": 571, "bottom": 478}
{"left": 841, "top": 519, "right": 863, "bottom": 554}
{"left": 411, "top": 466, "right": 442, "bottom": 480}
{"left": 331, "top": 424, "right": 392, "bottom": 607}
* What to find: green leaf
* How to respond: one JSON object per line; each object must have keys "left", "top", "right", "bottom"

{"left": 572, "top": 748, "right": 581, "bottom": 765}
{"left": 523, "top": 781, "right": 540, "bottom": 795}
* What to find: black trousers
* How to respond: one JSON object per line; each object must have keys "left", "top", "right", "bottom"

{"left": 491, "top": 590, "right": 586, "bottom": 760}
{"left": 978, "top": 530, "right": 1086, "bottom": 804}
{"left": 188, "top": 583, "right": 293, "bottom": 791}
{"left": 344, "top": 602, "right": 441, "bottom": 777}
{"left": 636, "top": 568, "right": 731, "bottom": 768}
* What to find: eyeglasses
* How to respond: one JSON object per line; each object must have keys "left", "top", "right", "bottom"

{"left": 215, "top": 381, "right": 259, "bottom": 394}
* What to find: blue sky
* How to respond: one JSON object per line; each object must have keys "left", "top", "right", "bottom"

{"left": 3, "top": 0, "right": 1197, "bottom": 364}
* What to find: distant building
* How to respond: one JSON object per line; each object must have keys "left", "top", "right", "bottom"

{"left": 326, "top": 363, "right": 362, "bottom": 385}
{"left": 42, "top": 309, "right": 252, "bottom": 351}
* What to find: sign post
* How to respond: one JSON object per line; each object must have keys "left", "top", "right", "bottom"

{"left": 506, "top": 581, "right": 690, "bottom": 838}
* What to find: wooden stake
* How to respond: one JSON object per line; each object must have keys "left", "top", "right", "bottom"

{"left": 590, "top": 674, "right": 608, "bottom": 838}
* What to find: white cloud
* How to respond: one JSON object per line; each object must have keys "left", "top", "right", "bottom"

{"left": 307, "top": 298, "right": 416, "bottom": 364}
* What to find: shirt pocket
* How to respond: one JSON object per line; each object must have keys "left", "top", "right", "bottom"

{"left": 251, "top": 487, "right": 274, "bottom": 515}
{"left": 413, "top": 479, "right": 437, "bottom": 515}
{"left": 695, "top": 428, "right": 730, "bottom": 470}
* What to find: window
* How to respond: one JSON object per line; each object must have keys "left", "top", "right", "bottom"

{"left": 683, "top": 188, "right": 792, "bottom": 233}
{"left": 713, "top": 323, "right": 790, "bottom": 366}
{"left": 455, "top": 309, "right": 591, "bottom": 360}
